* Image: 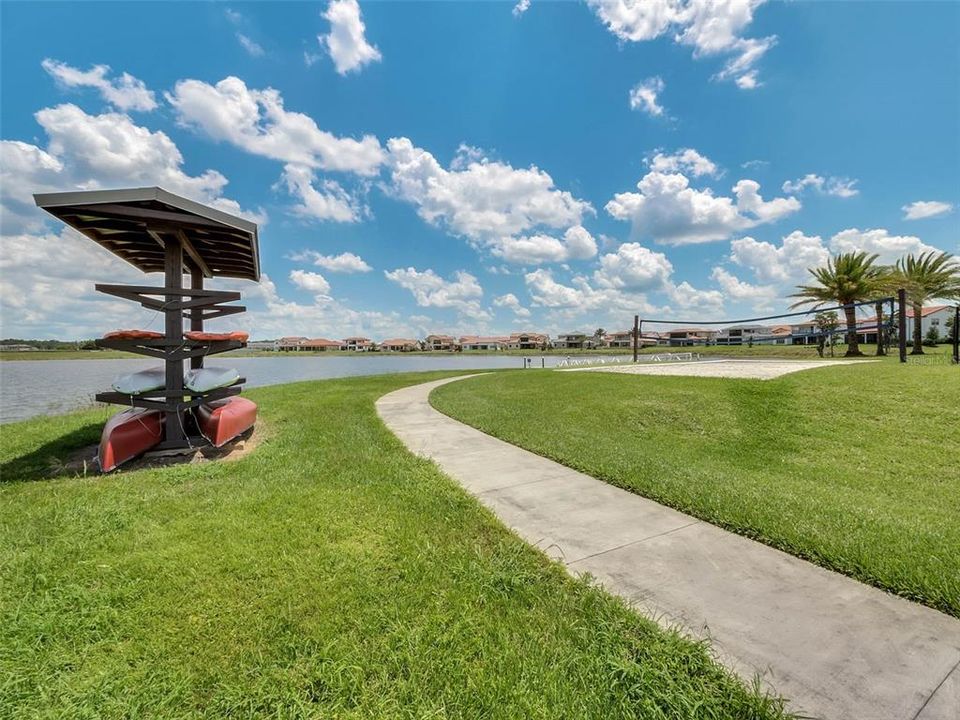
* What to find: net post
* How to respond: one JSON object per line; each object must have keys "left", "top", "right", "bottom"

{"left": 953, "top": 305, "right": 959, "bottom": 365}
{"left": 633, "top": 315, "right": 639, "bottom": 363}
{"left": 897, "top": 288, "right": 908, "bottom": 363}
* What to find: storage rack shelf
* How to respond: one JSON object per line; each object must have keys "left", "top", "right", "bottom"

{"left": 34, "top": 187, "right": 261, "bottom": 450}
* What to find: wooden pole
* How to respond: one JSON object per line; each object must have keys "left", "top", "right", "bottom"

{"left": 165, "top": 240, "right": 185, "bottom": 444}
{"left": 190, "top": 264, "right": 204, "bottom": 371}
{"left": 632, "top": 314, "right": 639, "bottom": 363}
{"left": 953, "top": 305, "right": 959, "bottom": 365}
{"left": 897, "top": 288, "right": 908, "bottom": 363}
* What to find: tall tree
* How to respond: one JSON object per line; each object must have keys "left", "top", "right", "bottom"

{"left": 791, "top": 252, "right": 882, "bottom": 357}
{"left": 893, "top": 251, "right": 960, "bottom": 355}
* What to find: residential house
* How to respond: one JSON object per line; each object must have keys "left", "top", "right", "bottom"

{"left": 506, "top": 332, "right": 549, "bottom": 350}
{"left": 459, "top": 335, "right": 509, "bottom": 351}
{"left": 664, "top": 328, "right": 718, "bottom": 346}
{"left": 770, "top": 325, "right": 793, "bottom": 345}
{"left": 381, "top": 338, "right": 420, "bottom": 352}
{"left": 857, "top": 305, "right": 954, "bottom": 344}
{"left": 715, "top": 324, "right": 771, "bottom": 345}
{"left": 302, "top": 338, "right": 344, "bottom": 351}
{"left": 603, "top": 330, "right": 658, "bottom": 348}
{"left": 278, "top": 336, "right": 308, "bottom": 351}
{"left": 342, "top": 337, "right": 374, "bottom": 351}
{"left": 247, "top": 339, "right": 279, "bottom": 351}
{"left": 790, "top": 321, "right": 819, "bottom": 345}
{"left": 554, "top": 332, "right": 590, "bottom": 349}
{"left": 425, "top": 334, "right": 457, "bottom": 351}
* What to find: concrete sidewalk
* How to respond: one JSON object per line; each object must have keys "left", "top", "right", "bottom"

{"left": 376, "top": 375, "right": 960, "bottom": 720}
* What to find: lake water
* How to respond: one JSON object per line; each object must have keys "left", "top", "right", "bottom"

{"left": 0, "top": 354, "right": 630, "bottom": 424}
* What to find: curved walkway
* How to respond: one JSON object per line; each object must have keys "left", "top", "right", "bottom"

{"left": 376, "top": 375, "right": 960, "bottom": 720}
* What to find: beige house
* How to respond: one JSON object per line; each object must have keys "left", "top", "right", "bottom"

{"left": 459, "top": 335, "right": 509, "bottom": 351}
{"left": 665, "top": 328, "right": 718, "bottom": 346}
{"left": 302, "top": 338, "right": 344, "bottom": 351}
{"left": 380, "top": 338, "right": 420, "bottom": 352}
{"left": 425, "top": 334, "right": 457, "bottom": 351}
{"left": 554, "top": 332, "right": 590, "bottom": 349}
{"left": 278, "top": 336, "right": 309, "bottom": 351}
{"left": 506, "top": 332, "right": 549, "bottom": 350}
{"left": 343, "top": 337, "right": 374, "bottom": 351}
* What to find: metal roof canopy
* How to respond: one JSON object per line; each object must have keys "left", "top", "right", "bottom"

{"left": 33, "top": 186, "right": 261, "bottom": 281}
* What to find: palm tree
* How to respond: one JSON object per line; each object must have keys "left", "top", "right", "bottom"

{"left": 893, "top": 251, "right": 960, "bottom": 355}
{"left": 791, "top": 252, "right": 882, "bottom": 357}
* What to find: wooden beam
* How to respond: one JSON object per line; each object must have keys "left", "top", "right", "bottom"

{"left": 177, "top": 229, "right": 213, "bottom": 278}
{"left": 165, "top": 240, "right": 186, "bottom": 445}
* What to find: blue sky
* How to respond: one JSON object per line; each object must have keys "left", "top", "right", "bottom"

{"left": 1, "top": 0, "right": 958, "bottom": 340}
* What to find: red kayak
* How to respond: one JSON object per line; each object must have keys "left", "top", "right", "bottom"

{"left": 195, "top": 397, "right": 257, "bottom": 448}
{"left": 99, "top": 407, "right": 164, "bottom": 472}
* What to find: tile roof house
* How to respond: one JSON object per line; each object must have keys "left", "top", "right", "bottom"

{"left": 301, "top": 338, "right": 344, "bottom": 351}
{"left": 342, "top": 336, "right": 374, "bottom": 351}
{"left": 380, "top": 338, "right": 420, "bottom": 352}
{"left": 664, "top": 328, "right": 719, "bottom": 346}
{"left": 425, "top": 334, "right": 458, "bottom": 351}
{"left": 554, "top": 332, "right": 591, "bottom": 349}
{"left": 506, "top": 332, "right": 549, "bottom": 350}
{"left": 459, "top": 335, "right": 510, "bottom": 351}
{"left": 278, "top": 336, "right": 308, "bottom": 351}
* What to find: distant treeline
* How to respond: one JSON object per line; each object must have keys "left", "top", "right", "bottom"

{"left": 1, "top": 338, "right": 98, "bottom": 350}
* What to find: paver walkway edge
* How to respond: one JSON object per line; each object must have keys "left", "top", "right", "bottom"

{"left": 376, "top": 375, "right": 960, "bottom": 720}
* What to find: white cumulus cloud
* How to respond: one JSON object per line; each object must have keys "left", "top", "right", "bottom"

{"left": 385, "top": 138, "right": 594, "bottom": 262}
{"left": 648, "top": 148, "right": 718, "bottom": 177}
{"left": 290, "top": 269, "right": 332, "bottom": 296}
{"left": 606, "top": 169, "right": 799, "bottom": 245}
{"left": 290, "top": 250, "right": 372, "bottom": 273}
{"left": 494, "top": 293, "right": 531, "bottom": 318}
{"left": 593, "top": 242, "right": 673, "bottom": 290}
{"left": 492, "top": 226, "right": 597, "bottom": 265}
{"left": 828, "top": 228, "right": 938, "bottom": 264}
{"left": 41, "top": 59, "right": 157, "bottom": 112}
{"left": 629, "top": 76, "right": 666, "bottom": 117}
{"left": 384, "top": 267, "right": 489, "bottom": 320}
{"left": 782, "top": 173, "right": 859, "bottom": 198}
{"left": 730, "top": 231, "right": 830, "bottom": 283}
{"left": 321, "top": 0, "right": 382, "bottom": 75}
{"left": 588, "top": 0, "right": 775, "bottom": 89}
{"left": 166, "top": 76, "right": 384, "bottom": 175}
{"left": 278, "top": 164, "right": 363, "bottom": 222}
{"left": 902, "top": 200, "right": 953, "bottom": 220}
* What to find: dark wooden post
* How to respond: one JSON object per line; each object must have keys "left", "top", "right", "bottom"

{"left": 953, "top": 305, "right": 959, "bottom": 365}
{"left": 898, "top": 288, "right": 908, "bottom": 363}
{"left": 165, "top": 240, "right": 185, "bottom": 444}
{"left": 190, "top": 264, "right": 204, "bottom": 371}
{"left": 632, "top": 314, "right": 639, "bottom": 363}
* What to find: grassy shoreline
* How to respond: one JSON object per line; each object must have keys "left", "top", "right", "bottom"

{"left": 5, "top": 342, "right": 952, "bottom": 362}
{"left": 431, "top": 363, "right": 960, "bottom": 617}
{"left": 0, "top": 372, "right": 787, "bottom": 718}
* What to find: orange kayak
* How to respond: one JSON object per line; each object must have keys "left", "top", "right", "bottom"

{"left": 99, "top": 407, "right": 163, "bottom": 472}
{"left": 195, "top": 397, "right": 257, "bottom": 448}
{"left": 184, "top": 330, "right": 249, "bottom": 342}
{"left": 104, "top": 329, "right": 164, "bottom": 340}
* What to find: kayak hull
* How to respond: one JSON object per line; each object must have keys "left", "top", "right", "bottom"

{"left": 99, "top": 407, "right": 164, "bottom": 472}
{"left": 196, "top": 397, "right": 257, "bottom": 448}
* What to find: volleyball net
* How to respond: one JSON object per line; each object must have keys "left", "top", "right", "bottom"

{"left": 632, "top": 296, "right": 899, "bottom": 359}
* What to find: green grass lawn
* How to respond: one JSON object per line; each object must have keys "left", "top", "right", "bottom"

{"left": 431, "top": 363, "right": 960, "bottom": 617}
{"left": 0, "top": 373, "right": 786, "bottom": 719}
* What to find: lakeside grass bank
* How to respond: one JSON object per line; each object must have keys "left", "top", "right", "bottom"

{"left": 4, "top": 342, "right": 952, "bottom": 362}
{"left": 431, "top": 362, "right": 960, "bottom": 617}
{"left": 0, "top": 372, "right": 786, "bottom": 718}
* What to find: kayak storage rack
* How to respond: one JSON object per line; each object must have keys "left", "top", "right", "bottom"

{"left": 34, "top": 187, "right": 261, "bottom": 451}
